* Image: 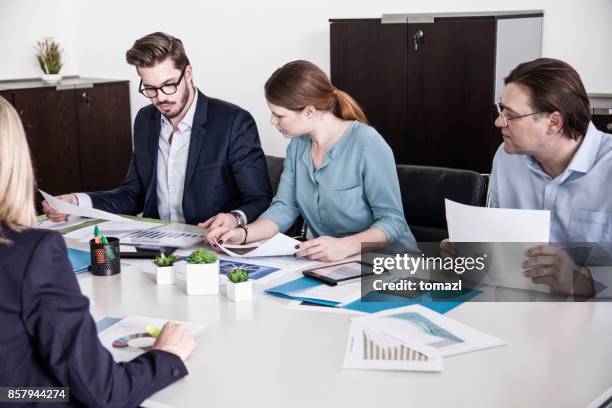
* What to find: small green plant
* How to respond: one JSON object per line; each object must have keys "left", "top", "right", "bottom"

{"left": 227, "top": 268, "right": 249, "bottom": 283}
{"left": 153, "top": 252, "right": 175, "bottom": 267}
{"left": 35, "top": 37, "right": 63, "bottom": 74}
{"left": 186, "top": 248, "right": 217, "bottom": 264}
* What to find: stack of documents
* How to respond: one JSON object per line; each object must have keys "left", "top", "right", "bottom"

{"left": 342, "top": 304, "right": 505, "bottom": 372}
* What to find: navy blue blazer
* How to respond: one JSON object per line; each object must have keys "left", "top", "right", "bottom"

{"left": 88, "top": 91, "right": 272, "bottom": 224}
{"left": 0, "top": 226, "right": 187, "bottom": 407}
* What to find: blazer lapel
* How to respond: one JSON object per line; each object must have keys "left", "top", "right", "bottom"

{"left": 144, "top": 109, "right": 161, "bottom": 215}
{"left": 184, "top": 91, "right": 209, "bottom": 186}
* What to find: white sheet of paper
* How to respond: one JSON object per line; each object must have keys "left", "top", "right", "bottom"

{"left": 217, "top": 233, "right": 300, "bottom": 257}
{"left": 445, "top": 199, "right": 550, "bottom": 242}
{"left": 292, "top": 279, "right": 363, "bottom": 305}
{"left": 355, "top": 304, "right": 506, "bottom": 358}
{"left": 445, "top": 199, "right": 551, "bottom": 292}
{"left": 38, "top": 216, "right": 88, "bottom": 231}
{"left": 40, "top": 190, "right": 129, "bottom": 222}
{"left": 98, "top": 316, "right": 206, "bottom": 362}
{"left": 342, "top": 318, "right": 443, "bottom": 372}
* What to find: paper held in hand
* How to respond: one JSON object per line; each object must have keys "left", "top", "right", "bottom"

{"left": 40, "top": 189, "right": 130, "bottom": 222}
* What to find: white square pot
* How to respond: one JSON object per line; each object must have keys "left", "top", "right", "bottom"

{"left": 226, "top": 280, "right": 253, "bottom": 302}
{"left": 156, "top": 266, "right": 176, "bottom": 285}
{"left": 185, "top": 261, "right": 220, "bottom": 295}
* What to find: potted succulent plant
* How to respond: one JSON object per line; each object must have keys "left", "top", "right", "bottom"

{"left": 35, "top": 37, "right": 63, "bottom": 84}
{"left": 153, "top": 253, "right": 176, "bottom": 285}
{"left": 185, "top": 248, "right": 219, "bottom": 295}
{"left": 225, "top": 268, "right": 253, "bottom": 302}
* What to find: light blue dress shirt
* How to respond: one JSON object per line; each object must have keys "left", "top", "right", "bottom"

{"left": 260, "top": 121, "right": 415, "bottom": 244}
{"left": 489, "top": 122, "right": 612, "bottom": 244}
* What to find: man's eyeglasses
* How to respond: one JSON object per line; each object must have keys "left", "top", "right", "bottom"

{"left": 495, "top": 102, "right": 541, "bottom": 127}
{"left": 139, "top": 66, "right": 187, "bottom": 98}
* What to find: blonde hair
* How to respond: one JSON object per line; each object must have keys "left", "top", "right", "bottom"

{"left": 0, "top": 96, "right": 37, "bottom": 243}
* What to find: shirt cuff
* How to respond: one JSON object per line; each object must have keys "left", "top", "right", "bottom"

{"left": 74, "top": 193, "right": 93, "bottom": 208}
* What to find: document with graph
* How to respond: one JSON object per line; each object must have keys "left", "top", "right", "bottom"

{"left": 356, "top": 304, "right": 506, "bottom": 358}
{"left": 342, "top": 317, "right": 443, "bottom": 372}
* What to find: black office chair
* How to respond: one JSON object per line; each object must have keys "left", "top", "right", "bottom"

{"left": 397, "top": 164, "right": 487, "bottom": 242}
{"left": 265, "top": 155, "right": 306, "bottom": 238}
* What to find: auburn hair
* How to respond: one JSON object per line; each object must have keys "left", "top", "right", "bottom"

{"left": 265, "top": 60, "right": 367, "bottom": 123}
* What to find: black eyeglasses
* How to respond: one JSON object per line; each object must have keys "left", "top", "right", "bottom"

{"left": 139, "top": 66, "right": 187, "bottom": 98}
{"left": 495, "top": 102, "right": 541, "bottom": 126}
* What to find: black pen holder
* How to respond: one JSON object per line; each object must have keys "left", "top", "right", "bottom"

{"left": 90, "top": 237, "right": 121, "bottom": 276}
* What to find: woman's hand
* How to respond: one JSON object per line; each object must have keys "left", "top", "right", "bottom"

{"left": 205, "top": 226, "right": 246, "bottom": 249}
{"left": 295, "top": 236, "right": 359, "bottom": 262}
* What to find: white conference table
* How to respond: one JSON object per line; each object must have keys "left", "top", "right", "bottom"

{"left": 71, "top": 242, "right": 612, "bottom": 408}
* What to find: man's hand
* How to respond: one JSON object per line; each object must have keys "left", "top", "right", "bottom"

{"left": 152, "top": 321, "right": 196, "bottom": 362}
{"left": 440, "top": 239, "right": 457, "bottom": 259}
{"left": 295, "top": 236, "right": 359, "bottom": 262}
{"left": 41, "top": 194, "right": 78, "bottom": 222}
{"left": 523, "top": 245, "right": 595, "bottom": 296}
{"left": 198, "top": 213, "right": 238, "bottom": 230}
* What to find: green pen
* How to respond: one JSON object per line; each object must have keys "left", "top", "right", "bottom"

{"left": 100, "top": 234, "right": 115, "bottom": 260}
{"left": 94, "top": 225, "right": 100, "bottom": 237}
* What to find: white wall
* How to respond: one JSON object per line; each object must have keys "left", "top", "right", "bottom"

{"left": 2, "top": 0, "right": 611, "bottom": 157}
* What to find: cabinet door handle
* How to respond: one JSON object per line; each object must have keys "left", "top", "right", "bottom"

{"left": 607, "top": 122, "right": 612, "bottom": 131}
{"left": 81, "top": 92, "right": 91, "bottom": 104}
{"left": 413, "top": 30, "right": 424, "bottom": 50}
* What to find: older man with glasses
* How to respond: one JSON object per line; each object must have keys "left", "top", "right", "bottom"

{"left": 487, "top": 57, "right": 612, "bottom": 297}
{"left": 43, "top": 32, "right": 272, "bottom": 229}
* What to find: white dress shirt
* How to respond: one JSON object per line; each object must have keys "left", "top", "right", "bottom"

{"left": 154, "top": 92, "right": 198, "bottom": 222}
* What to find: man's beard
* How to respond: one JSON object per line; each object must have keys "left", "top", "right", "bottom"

{"left": 158, "top": 87, "right": 191, "bottom": 119}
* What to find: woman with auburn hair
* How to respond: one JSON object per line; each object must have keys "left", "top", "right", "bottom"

{"left": 0, "top": 96, "right": 196, "bottom": 407}
{"left": 206, "top": 60, "right": 414, "bottom": 261}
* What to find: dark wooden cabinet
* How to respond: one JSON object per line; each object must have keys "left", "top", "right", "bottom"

{"left": 589, "top": 95, "right": 612, "bottom": 134}
{"left": 0, "top": 78, "right": 133, "bottom": 199}
{"left": 330, "top": 12, "right": 543, "bottom": 173}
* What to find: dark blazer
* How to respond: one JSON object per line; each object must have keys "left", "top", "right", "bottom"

{"left": 88, "top": 91, "right": 273, "bottom": 224}
{"left": 0, "top": 226, "right": 187, "bottom": 407}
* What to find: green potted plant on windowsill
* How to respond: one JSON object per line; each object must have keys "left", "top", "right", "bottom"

{"left": 35, "top": 37, "right": 63, "bottom": 84}
{"left": 185, "top": 249, "right": 219, "bottom": 295}
{"left": 153, "top": 253, "right": 176, "bottom": 285}
{"left": 226, "top": 268, "right": 252, "bottom": 302}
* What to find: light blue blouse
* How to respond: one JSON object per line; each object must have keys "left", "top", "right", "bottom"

{"left": 260, "top": 121, "right": 415, "bottom": 244}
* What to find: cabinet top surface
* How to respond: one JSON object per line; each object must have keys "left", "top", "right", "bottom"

{"left": 330, "top": 10, "right": 544, "bottom": 23}
{"left": 0, "top": 77, "right": 129, "bottom": 91}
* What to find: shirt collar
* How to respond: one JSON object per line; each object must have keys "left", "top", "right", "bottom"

{"left": 160, "top": 89, "right": 199, "bottom": 132}
{"left": 523, "top": 121, "right": 602, "bottom": 181}
{"left": 565, "top": 122, "right": 601, "bottom": 174}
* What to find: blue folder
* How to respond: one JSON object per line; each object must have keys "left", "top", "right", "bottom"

{"left": 264, "top": 277, "right": 341, "bottom": 307}
{"left": 265, "top": 276, "right": 481, "bottom": 314}
{"left": 96, "top": 317, "right": 121, "bottom": 333}
{"left": 68, "top": 248, "right": 91, "bottom": 274}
